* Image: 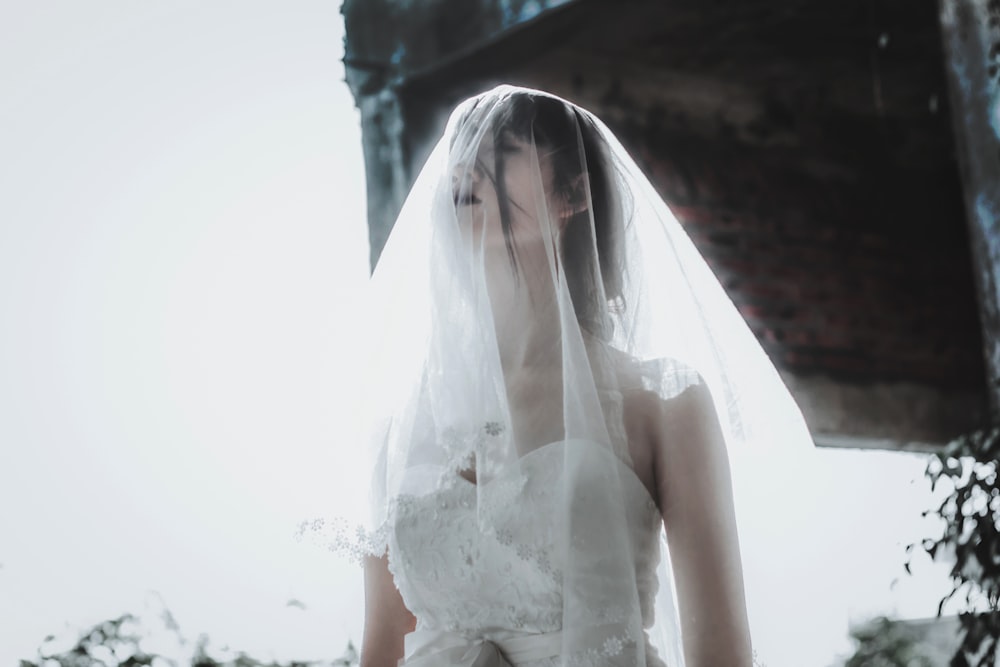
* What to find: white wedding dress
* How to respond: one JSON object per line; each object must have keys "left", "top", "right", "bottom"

{"left": 386, "top": 439, "right": 670, "bottom": 667}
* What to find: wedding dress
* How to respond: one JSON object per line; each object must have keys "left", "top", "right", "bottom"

{"left": 387, "top": 439, "right": 666, "bottom": 666}
{"left": 310, "top": 85, "right": 846, "bottom": 666}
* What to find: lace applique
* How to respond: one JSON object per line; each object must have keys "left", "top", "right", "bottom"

{"left": 384, "top": 444, "right": 664, "bottom": 662}
{"left": 297, "top": 421, "right": 511, "bottom": 565}
{"left": 294, "top": 514, "right": 389, "bottom": 565}
{"left": 439, "top": 420, "right": 508, "bottom": 480}
{"left": 387, "top": 481, "right": 564, "bottom": 634}
{"left": 300, "top": 437, "right": 667, "bottom": 665}
{"left": 515, "top": 625, "right": 661, "bottom": 667}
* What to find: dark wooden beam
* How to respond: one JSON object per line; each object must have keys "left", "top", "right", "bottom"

{"left": 355, "top": 90, "right": 409, "bottom": 271}
{"left": 939, "top": 0, "right": 1000, "bottom": 419}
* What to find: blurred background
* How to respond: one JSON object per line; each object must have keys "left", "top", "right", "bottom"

{"left": 0, "top": 2, "right": 368, "bottom": 664}
{"left": 2, "top": 1, "right": 996, "bottom": 665}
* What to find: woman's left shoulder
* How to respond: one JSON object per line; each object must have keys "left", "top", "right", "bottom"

{"left": 621, "top": 369, "right": 726, "bottom": 503}
{"left": 612, "top": 351, "right": 711, "bottom": 438}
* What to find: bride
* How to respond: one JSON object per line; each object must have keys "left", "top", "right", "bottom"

{"left": 344, "top": 86, "right": 826, "bottom": 667}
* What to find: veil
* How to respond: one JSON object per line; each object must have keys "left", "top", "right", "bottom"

{"left": 311, "top": 85, "right": 846, "bottom": 667}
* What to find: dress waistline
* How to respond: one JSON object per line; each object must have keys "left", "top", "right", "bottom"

{"left": 400, "top": 624, "right": 628, "bottom": 667}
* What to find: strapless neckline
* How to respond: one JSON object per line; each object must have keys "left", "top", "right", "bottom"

{"left": 449, "top": 438, "right": 660, "bottom": 515}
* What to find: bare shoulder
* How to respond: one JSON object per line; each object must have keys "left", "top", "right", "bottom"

{"left": 622, "top": 380, "right": 725, "bottom": 511}
{"left": 597, "top": 345, "right": 723, "bottom": 504}
{"left": 623, "top": 378, "right": 718, "bottom": 452}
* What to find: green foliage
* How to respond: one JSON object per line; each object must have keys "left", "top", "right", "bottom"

{"left": 19, "top": 614, "right": 153, "bottom": 667}
{"left": 844, "top": 616, "right": 934, "bottom": 667}
{"left": 909, "top": 426, "right": 1000, "bottom": 667}
{"left": 18, "top": 610, "right": 359, "bottom": 667}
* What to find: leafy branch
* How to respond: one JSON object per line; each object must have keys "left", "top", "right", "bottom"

{"left": 18, "top": 607, "right": 359, "bottom": 667}
{"left": 908, "top": 426, "right": 1000, "bottom": 667}
{"left": 844, "top": 616, "right": 935, "bottom": 667}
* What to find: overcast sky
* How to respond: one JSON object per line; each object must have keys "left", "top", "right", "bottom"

{"left": 0, "top": 3, "right": 957, "bottom": 666}
{"left": 0, "top": 3, "right": 368, "bottom": 663}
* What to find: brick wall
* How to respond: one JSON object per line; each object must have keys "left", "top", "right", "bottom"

{"left": 634, "top": 137, "right": 983, "bottom": 391}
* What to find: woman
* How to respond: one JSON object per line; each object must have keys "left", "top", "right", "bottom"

{"left": 330, "top": 86, "right": 829, "bottom": 667}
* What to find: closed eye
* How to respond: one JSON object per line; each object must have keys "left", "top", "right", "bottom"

{"left": 496, "top": 140, "right": 520, "bottom": 154}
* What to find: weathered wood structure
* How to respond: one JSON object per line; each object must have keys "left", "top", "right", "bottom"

{"left": 342, "top": 0, "right": 994, "bottom": 448}
{"left": 938, "top": 0, "right": 1000, "bottom": 420}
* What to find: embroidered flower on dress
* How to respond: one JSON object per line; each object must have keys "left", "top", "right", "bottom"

{"left": 602, "top": 634, "right": 624, "bottom": 655}
{"left": 484, "top": 420, "right": 504, "bottom": 436}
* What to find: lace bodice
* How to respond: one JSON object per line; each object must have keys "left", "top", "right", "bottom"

{"left": 386, "top": 439, "right": 668, "bottom": 666}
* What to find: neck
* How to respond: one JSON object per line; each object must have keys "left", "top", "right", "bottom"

{"left": 484, "top": 245, "right": 563, "bottom": 374}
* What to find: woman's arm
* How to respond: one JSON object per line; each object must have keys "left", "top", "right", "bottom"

{"left": 360, "top": 553, "right": 416, "bottom": 667}
{"left": 653, "top": 383, "right": 753, "bottom": 667}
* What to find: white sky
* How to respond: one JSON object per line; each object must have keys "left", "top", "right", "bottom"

{"left": 0, "top": 3, "right": 958, "bottom": 666}
{"left": 0, "top": 2, "right": 367, "bottom": 663}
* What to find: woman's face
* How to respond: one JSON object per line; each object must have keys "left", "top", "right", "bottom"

{"left": 452, "top": 130, "right": 562, "bottom": 252}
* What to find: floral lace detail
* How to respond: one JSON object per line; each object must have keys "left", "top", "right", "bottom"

{"left": 388, "top": 480, "right": 564, "bottom": 634}
{"left": 296, "top": 421, "right": 511, "bottom": 565}
{"left": 439, "top": 420, "right": 509, "bottom": 481}
{"left": 294, "top": 514, "right": 389, "bottom": 565}
{"left": 300, "top": 437, "right": 669, "bottom": 665}
{"left": 386, "top": 439, "right": 665, "bottom": 665}
{"left": 516, "top": 629, "right": 666, "bottom": 667}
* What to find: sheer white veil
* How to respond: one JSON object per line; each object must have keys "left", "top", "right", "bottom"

{"left": 310, "top": 85, "right": 846, "bottom": 666}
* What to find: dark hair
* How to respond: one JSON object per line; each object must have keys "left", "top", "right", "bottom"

{"left": 462, "top": 91, "right": 628, "bottom": 337}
